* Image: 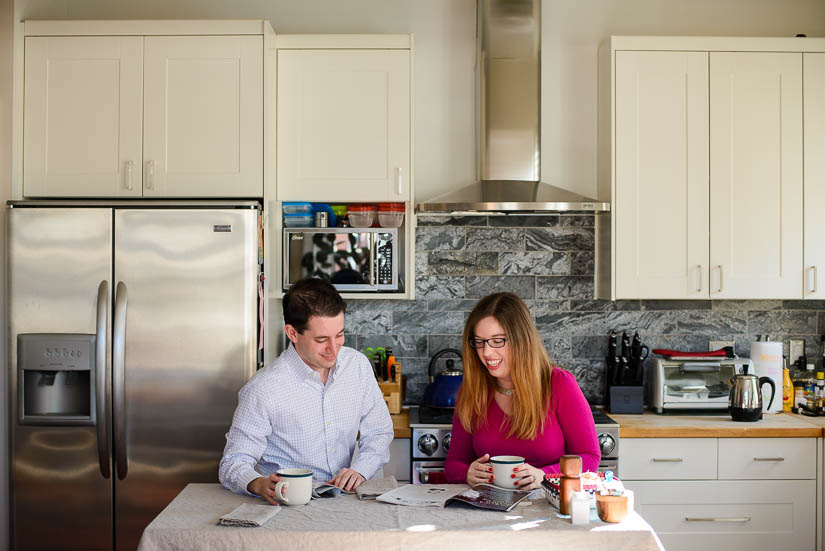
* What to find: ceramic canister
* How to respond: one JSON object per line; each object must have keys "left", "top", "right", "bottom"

{"left": 749, "top": 341, "right": 782, "bottom": 414}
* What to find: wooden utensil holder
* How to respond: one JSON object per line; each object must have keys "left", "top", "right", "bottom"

{"left": 378, "top": 380, "right": 402, "bottom": 414}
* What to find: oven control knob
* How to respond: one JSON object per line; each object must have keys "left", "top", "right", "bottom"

{"left": 443, "top": 433, "right": 451, "bottom": 453}
{"left": 598, "top": 433, "right": 616, "bottom": 456}
{"left": 418, "top": 433, "right": 438, "bottom": 456}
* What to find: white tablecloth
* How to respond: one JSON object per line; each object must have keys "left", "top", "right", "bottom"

{"left": 137, "top": 483, "right": 664, "bottom": 551}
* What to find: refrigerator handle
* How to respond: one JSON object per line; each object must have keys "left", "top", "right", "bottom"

{"left": 113, "top": 281, "right": 128, "bottom": 480}
{"left": 95, "top": 281, "right": 111, "bottom": 479}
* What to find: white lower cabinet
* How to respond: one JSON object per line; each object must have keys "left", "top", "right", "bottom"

{"left": 385, "top": 438, "right": 411, "bottom": 483}
{"left": 621, "top": 437, "right": 817, "bottom": 551}
{"left": 630, "top": 480, "right": 814, "bottom": 551}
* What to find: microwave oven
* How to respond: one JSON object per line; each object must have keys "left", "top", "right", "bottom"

{"left": 283, "top": 227, "right": 399, "bottom": 292}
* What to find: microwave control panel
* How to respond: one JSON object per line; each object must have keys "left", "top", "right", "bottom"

{"left": 377, "top": 235, "right": 393, "bottom": 285}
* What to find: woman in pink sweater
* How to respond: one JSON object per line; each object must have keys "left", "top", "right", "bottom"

{"left": 444, "top": 292, "right": 600, "bottom": 489}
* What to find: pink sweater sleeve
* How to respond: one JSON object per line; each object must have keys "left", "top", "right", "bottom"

{"left": 444, "top": 414, "right": 474, "bottom": 483}
{"left": 540, "top": 368, "right": 601, "bottom": 475}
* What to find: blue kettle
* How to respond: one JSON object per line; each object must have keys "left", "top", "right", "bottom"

{"left": 422, "top": 348, "right": 463, "bottom": 408}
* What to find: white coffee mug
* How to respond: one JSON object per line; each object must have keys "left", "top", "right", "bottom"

{"left": 490, "top": 455, "right": 525, "bottom": 489}
{"left": 274, "top": 468, "right": 313, "bottom": 506}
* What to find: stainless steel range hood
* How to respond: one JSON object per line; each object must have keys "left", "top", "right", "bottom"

{"left": 416, "top": 0, "right": 609, "bottom": 214}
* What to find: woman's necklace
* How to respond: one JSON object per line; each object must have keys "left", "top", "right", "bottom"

{"left": 495, "top": 384, "right": 514, "bottom": 396}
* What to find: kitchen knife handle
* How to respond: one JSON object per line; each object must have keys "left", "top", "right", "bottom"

{"left": 696, "top": 265, "right": 702, "bottom": 292}
{"left": 95, "top": 281, "right": 110, "bottom": 479}
{"left": 124, "top": 160, "right": 134, "bottom": 191}
{"left": 113, "top": 281, "right": 128, "bottom": 480}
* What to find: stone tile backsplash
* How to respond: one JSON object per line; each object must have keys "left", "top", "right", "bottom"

{"left": 345, "top": 214, "right": 825, "bottom": 406}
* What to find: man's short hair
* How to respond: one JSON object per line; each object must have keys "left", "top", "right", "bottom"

{"left": 283, "top": 278, "right": 347, "bottom": 333}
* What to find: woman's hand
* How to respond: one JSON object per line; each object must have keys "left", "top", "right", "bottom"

{"left": 466, "top": 453, "right": 493, "bottom": 486}
{"left": 512, "top": 463, "right": 545, "bottom": 490}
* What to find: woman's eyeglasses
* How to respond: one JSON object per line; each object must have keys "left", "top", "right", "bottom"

{"left": 469, "top": 337, "right": 507, "bottom": 349}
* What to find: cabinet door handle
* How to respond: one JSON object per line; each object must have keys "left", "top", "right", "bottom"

{"left": 685, "top": 517, "right": 751, "bottom": 523}
{"left": 652, "top": 458, "right": 683, "bottom": 462}
{"left": 753, "top": 457, "right": 784, "bottom": 462}
{"left": 696, "top": 265, "right": 702, "bottom": 292}
{"left": 396, "top": 167, "right": 403, "bottom": 195}
{"left": 716, "top": 265, "right": 723, "bottom": 293}
{"left": 145, "top": 160, "right": 154, "bottom": 190}
{"left": 808, "top": 266, "right": 817, "bottom": 294}
{"left": 125, "top": 160, "right": 134, "bottom": 190}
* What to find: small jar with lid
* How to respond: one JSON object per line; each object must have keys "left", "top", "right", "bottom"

{"left": 377, "top": 203, "right": 405, "bottom": 228}
{"left": 347, "top": 204, "right": 376, "bottom": 228}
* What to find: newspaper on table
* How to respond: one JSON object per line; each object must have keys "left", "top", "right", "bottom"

{"left": 376, "top": 483, "right": 531, "bottom": 512}
{"left": 311, "top": 481, "right": 353, "bottom": 498}
{"left": 355, "top": 476, "right": 398, "bottom": 500}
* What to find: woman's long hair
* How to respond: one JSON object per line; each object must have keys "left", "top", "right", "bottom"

{"left": 455, "top": 293, "right": 554, "bottom": 440}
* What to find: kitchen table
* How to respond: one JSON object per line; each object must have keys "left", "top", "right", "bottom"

{"left": 137, "top": 483, "right": 664, "bottom": 551}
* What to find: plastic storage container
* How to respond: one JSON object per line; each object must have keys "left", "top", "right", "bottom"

{"left": 377, "top": 203, "right": 405, "bottom": 228}
{"left": 347, "top": 204, "right": 376, "bottom": 227}
{"left": 283, "top": 213, "right": 314, "bottom": 227}
{"left": 282, "top": 202, "right": 313, "bottom": 215}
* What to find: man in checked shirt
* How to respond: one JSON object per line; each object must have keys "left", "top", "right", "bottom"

{"left": 219, "top": 277, "right": 394, "bottom": 504}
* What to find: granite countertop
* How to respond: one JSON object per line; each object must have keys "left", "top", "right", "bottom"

{"left": 611, "top": 410, "right": 823, "bottom": 438}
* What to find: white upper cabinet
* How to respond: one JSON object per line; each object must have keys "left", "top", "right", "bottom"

{"left": 804, "top": 53, "right": 825, "bottom": 298}
{"left": 614, "top": 51, "right": 709, "bottom": 299}
{"left": 709, "top": 52, "right": 803, "bottom": 299}
{"left": 143, "top": 36, "right": 262, "bottom": 197}
{"left": 277, "top": 39, "right": 411, "bottom": 202}
{"left": 603, "top": 37, "right": 821, "bottom": 300}
{"left": 22, "top": 22, "right": 267, "bottom": 198}
{"left": 24, "top": 36, "right": 144, "bottom": 197}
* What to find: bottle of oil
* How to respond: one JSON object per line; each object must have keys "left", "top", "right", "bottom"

{"left": 782, "top": 357, "right": 793, "bottom": 413}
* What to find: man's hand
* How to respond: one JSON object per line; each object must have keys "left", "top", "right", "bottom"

{"left": 328, "top": 468, "right": 365, "bottom": 491}
{"left": 247, "top": 474, "right": 283, "bottom": 505}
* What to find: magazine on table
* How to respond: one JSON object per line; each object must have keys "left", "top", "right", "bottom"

{"left": 376, "top": 483, "right": 531, "bottom": 512}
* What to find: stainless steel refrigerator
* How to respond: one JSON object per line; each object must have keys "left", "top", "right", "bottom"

{"left": 7, "top": 201, "right": 261, "bottom": 551}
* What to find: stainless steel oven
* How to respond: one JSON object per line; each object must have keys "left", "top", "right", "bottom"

{"left": 409, "top": 406, "right": 620, "bottom": 483}
{"left": 283, "top": 227, "right": 398, "bottom": 292}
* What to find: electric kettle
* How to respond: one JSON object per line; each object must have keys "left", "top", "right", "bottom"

{"left": 728, "top": 364, "right": 775, "bottom": 422}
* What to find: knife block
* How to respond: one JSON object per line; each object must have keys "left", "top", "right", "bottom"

{"left": 608, "top": 385, "right": 643, "bottom": 414}
{"left": 378, "top": 362, "right": 404, "bottom": 414}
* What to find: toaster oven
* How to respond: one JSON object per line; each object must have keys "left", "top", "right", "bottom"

{"left": 649, "top": 357, "right": 753, "bottom": 413}
{"left": 283, "top": 227, "right": 399, "bottom": 292}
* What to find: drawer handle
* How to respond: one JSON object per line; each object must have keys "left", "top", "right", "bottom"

{"left": 753, "top": 457, "right": 784, "bottom": 462}
{"left": 652, "top": 458, "right": 684, "bottom": 462}
{"left": 686, "top": 517, "right": 751, "bottom": 523}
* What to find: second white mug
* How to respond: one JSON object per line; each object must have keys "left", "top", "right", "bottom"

{"left": 490, "top": 455, "right": 525, "bottom": 489}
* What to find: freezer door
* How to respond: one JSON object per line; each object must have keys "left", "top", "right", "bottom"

{"left": 8, "top": 208, "right": 113, "bottom": 551}
{"left": 112, "top": 208, "right": 258, "bottom": 550}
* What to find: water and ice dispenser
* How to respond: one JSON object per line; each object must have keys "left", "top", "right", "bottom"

{"left": 17, "top": 334, "right": 97, "bottom": 425}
